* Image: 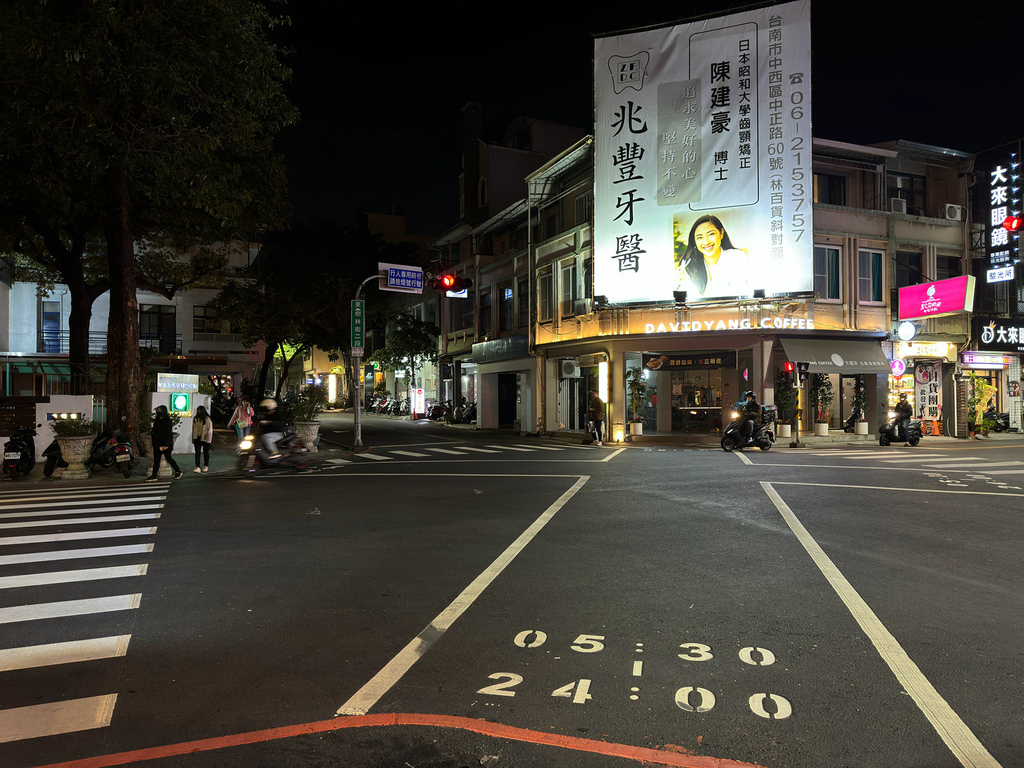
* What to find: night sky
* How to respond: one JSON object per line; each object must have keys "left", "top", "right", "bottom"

{"left": 276, "top": 1, "right": 1021, "bottom": 233}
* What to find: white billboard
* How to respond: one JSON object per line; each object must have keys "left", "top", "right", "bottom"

{"left": 594, "top": 1, "right": 813, "bottom": 304}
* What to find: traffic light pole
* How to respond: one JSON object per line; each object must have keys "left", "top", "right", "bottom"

{"left": 352, "top": 274, "right": 382, "bottom": 449}
{"left": 789, "top": 383, "right": 807, "bottom": 448}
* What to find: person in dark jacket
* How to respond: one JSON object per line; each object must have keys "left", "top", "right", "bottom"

{"left": 146, "top": 405, "right": 183, "bottom": 481}
{"left": 894, "top": 391, "right": 913, "bottom": 445}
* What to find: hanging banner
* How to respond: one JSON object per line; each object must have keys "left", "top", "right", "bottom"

{"left": 914, "top": 362, "right": 941, "bottom": 421}
{"left": 593, "top": 1, "right": 813, "bottom": 304}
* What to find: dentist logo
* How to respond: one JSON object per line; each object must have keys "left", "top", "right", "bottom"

{"left": 981, "top": 322, "right": 996, "bottom": 344}
{"left": 608, "top": 52, "right": 650, "bottom": 94}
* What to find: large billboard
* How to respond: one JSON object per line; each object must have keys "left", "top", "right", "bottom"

{"left": 594, "top": 1, "right": 812, "bottom": 304}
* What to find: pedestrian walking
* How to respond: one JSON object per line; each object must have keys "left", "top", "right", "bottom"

{"left": 227, "top": 397, "right": 254, "bottom": 441}
{"left": 588, "top": 390, "right": 605, "bottom": 446}
{"left": 192, "top": 405, "right": 213, "bottom": 473}
{"left": 146, "top": 405, "right": 183, "bottom": 481}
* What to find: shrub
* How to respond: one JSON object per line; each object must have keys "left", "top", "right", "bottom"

{"left": 50, "top": 418, "right": 98, "bottom": 437}
{"left": 287, "top": 384, "right": 328, "bottom": 422}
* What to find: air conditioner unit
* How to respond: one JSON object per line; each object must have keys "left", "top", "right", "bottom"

{"left": 560, "top": 360, "right": 581, "bottom": 378}
{"left": 573, "top": 298, "right": 593, "bottom": 315}
{"left": 939, "top": 204, "right": 963, "bottom": 221}
{"left": 890, "top": 198, "right": 907, "bottom": 214}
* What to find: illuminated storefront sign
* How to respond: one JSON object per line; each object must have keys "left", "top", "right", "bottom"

{"left": 894, "top": 341, "right": 956, "bottom": 360}
{"left": 962, "top": 353, "right": 1011, "bottom": 368}
{"left": 594, "top": 1, "right": 812, "bottom": 304}
{"left": 898, "top": 275, "right": 975, "bottom": 320}
{"left": 156, "top": 373, "right": 199, "bottom": 393}
{"left": 643, "top": 352, "right": 737, "bottom": 370}
{"left": 974, "top": 315, "right": 1024, "bottom": 354}
{"left": 982, "top": 152, "right": 1019, "bottom": 281}
{"left": 915, "top": 362, "right": 942, "bottom": 421}
{"left": 644, "top": 315, "right": 813, "bottom": 334}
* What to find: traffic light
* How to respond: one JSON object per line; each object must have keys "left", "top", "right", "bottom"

{"left": 783, "top": 361, "right": 796, "bottom": 385}
{"left": 1002, "top": 215, "right": 1021, "bottom": 233}
{"left": 431, "top": 273, "right": 473, "bottom": 294}
{"left": 796, "top": 361, "right": 810, "bottom": 384}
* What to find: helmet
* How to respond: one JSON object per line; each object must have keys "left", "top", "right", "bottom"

{"left": 898, "top": 391, "right": 907, "bottom": 399}
{"left": 259, "top": 398, "right": 278, "bottom": 410}
{"left": 744, "top": 391, "right": 756, "bottom": 399}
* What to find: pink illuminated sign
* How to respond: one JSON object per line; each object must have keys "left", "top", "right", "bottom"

{"left": 898, "top": 275, "right": 975, "bottom": 320}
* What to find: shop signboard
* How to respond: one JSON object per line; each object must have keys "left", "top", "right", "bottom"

{"left": 962, "top": 353, "right": 1012, "bottom": 369}
{"left": 593, "top": 1, "right": 812, "bottom": 305}
{"left": 914, "top": 362, "right": 941, "bottom": 421}
{"left": 156, "top": 373, "right": 199, "bottom": 393}
{"left": 643, "top": 351, "right": 737, "bottom": 371}
{"left": 897, "top": 275, "right": 975, "bottom": 320}
{"left": 981, "top": 152, "right": 1019, "bottom": 279}
{"left": 974, "top": 315, "right": 1024, "bottom": 354}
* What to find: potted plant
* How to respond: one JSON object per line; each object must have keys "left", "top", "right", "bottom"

{"left": 287, "top": 384, "right": 328, "bottom": 453}
{"left": 852, "top": 374, "right": 869, "bottom": 435}
{"left": 810, "top": 373, "right": 834, "bottom": 436}
{"left": 50, "top": 418, "right": 98, "bottom": 480}
{"left": 625, "top": 366, "right": 647, "bottom": 436}
{"left": 774, "top": 368, "right": 796, "bottom": 438}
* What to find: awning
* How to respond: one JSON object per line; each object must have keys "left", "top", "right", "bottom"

{"left": 780, "top": 338, "right": 890, "bottom": 374}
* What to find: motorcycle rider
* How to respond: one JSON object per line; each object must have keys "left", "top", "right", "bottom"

{"left": 738, "top": 390, "right": 762, "bottom": 443}
{"left": 258, "top": 398, "right": 286, "bottom": 459}
{"left": 894, "top": 391, "right": 913, "bottom": 445}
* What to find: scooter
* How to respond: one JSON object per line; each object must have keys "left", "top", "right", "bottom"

{"left": 3, "top": 425, "right": 39, "bottom": 481}
{"left": 984, "top": 408, "right": 1010, "bottom": 432}
{"left": 843, "top": 407, "right": 862, "bottom": 433}
{"left": 237, "top": 424, "right": 309, "bottom": 473}
{"left": 721, "top": 405, "right": 777, "bottom": 452}
{"left": 878, "top": 412, "right": 922, "bottom": 446}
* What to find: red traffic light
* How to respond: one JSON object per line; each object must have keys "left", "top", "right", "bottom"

{"left": 783, "top": 361, "right": 795, "bottom": 373}
{"left": 439, "top": 274, "right": 456, "bottom": 289}
{"left": 1003, "top": 215, "right": 1022, "bottom": 232}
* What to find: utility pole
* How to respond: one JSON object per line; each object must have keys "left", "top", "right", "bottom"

{"left": 351, "top": 274, "right": 381, "bottom": 449}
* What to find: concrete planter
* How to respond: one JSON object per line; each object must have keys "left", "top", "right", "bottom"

{"left": 855, "top": 421, "right": 869, "bottom": 435}
{"left": 813, "top": 422, "right": 829, "bottom": 436}
{"left": 56, "top": 435, "right": 96, "bottom": 480}
{"left": 777, "top": 424, "right": 792, "bottom": 438}
{"left": 630, "top": 422, "right": 643, "bottom": 436}
{"left": 295, "top": 421, "right": 321, "bottom": 454}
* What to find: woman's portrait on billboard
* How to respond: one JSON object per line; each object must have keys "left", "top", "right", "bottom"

{"left": 673, "top": 213, "right": 751, "bottom": 298}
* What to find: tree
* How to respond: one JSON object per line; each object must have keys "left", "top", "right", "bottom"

{"left": 370, "top": 313, "right": 441, "bottom": 398}
{"left": 0, "top": 1, "right": 297, "bottom": 431}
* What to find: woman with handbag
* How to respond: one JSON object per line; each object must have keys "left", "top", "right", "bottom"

{"left": 192, "top": 405, "right": 213, "bottom": 473}
{"left": 227, "top": 397, "right": 254, "bottom": 441}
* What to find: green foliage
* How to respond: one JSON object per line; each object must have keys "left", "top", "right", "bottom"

{"left": 286, "top": 384, "right": 328, "bottom": 423}
{"left": 774, "top": 368, "right": 796, "bottom": 418}
{"left": 370, "top": 313, "right": 441, "bottom": 376}
{"left": 625, "top": 366, "right": 647, "bottom": 422}
{"left": 851, "top": 374, "right": 868, "bottom": 418}
{"left": 50, "top": 419, "right": 98, "bottom": 437}
{"left": 809, "top": 373, "right": 834, "bottom": 423}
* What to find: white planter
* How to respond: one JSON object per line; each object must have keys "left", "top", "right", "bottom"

{"left": 855, "top": 421, "right": 869, "bottom": 435}
{"left": 56, "top": 435, "right": 96, "bottom": 480}
{"left": 295, "top": 421, "right": 321, "bottom": 454}
{"left": 777, "top": 424, "right": 791, "bottom": 438}
{"left": 813, "top": 422, "right": 829, "bottom": 436}
{"left": 630, "top": 422, "right": 643, "bottom": 436}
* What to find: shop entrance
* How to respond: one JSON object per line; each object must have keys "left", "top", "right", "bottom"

{"left": 498, "top": 372, "right": 519, "bottom": 428}
{"left": 556, "top": 377, "right": 584, "bottom": 431}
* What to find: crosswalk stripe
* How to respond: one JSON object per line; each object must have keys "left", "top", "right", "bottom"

{"left": 0, "top": 527, "right": 158, "bottom": 546}
{"left": 390, "top": 451, "right": 431, "bottom": 457}
{"left": 939, "top": 461, "right": 1024, "bottom": 468}
{"left": 456, "top": 446, "right": 501, "bottom": 453}
{"left": 978, "top": 469, "right": 1024, "bottom": 475}
{"left": 0, "top": 694, "right": 117, "bottom": 743}
{"left": 0, "top": 504, "right": 163, "bottom": 520}
{"left": 0, "top": 635, "right": 131, "bottom": 672}
{"left": 876, "top": 455, "right": 948, "bottom": 463}
{"left": 915, "top": 458, "right": 988, "bottom": 465}
{"left": 351, "top": 453, "right": 393, "bottom": 461}
{"left": 513, "top": 444, "right": 564, "bottom": 451}
{"left": 0, "top": 513, "right": 160, "bottom": 530}
{"left": 0, "top": 496, "right": 165, "bottom": 511}
{"left": 0, "top": 543, "right": 154, "bottom": 566}
{"left": 0, "top": 564, "right": 148, "bottom": 590}
{"left": 547, "top": 443, "right": 596, "bottom": 450}
{"left": 488, "top": 445, "right": 534, "bottom": 452}
{"left": 0, "top": 485, "right": 168, "bottom": 500}
{"left": 325, "top": 458, "right": 351, "bottom": 465}
{"left": 0, "top": 594, "right": 142, "bottom": 624}
{"left": 424, "top": 448, "right": 468, "bottom": 455}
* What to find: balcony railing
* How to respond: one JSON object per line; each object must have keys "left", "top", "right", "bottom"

{"left": 37, "top": 330, "right": 182, "bottom": 355}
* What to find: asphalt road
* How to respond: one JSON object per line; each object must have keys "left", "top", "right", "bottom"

{"left": 1, "top": 416, "right": 1021, "bottom": 768}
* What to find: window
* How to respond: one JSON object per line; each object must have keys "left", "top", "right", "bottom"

{"left": 140, "top": 304, "right": 176, "bottom": 353}
{"left": 887, "top": 173, "right": 926, "bottom": 216}
{"left": 813, "top": 246, "right": 840, "bottom": 300}
{"left": 575, "top": 194, "right": 591, "bottom": 226}
{"left": 891, "top": 251, "right": 923, "bottom": 317}
{"left": 583, "top": 256, "right": 593, "bottom": 299}
{"left": 479, "top": 288, "right": 492, "bottom": 336}
{"left": 858, "top": 250, "right": 883, "bottom": 303}
{"left": 559, "top": 259, "right": 578, "bottom": 317}
{"left": 499, "top": 285, "right": 514, "bottom": 331}
{"left": 517, "top": 279, "right": 529, "bottom": 328}
{"left": 538, "top": 267, "right": 553, "bottom": 322}
{"left": 193, "top": 305, "right": 223, "bottom": 334}
{"left": 41, "top": 300, "right": 61, "bottom": 353}
{"left": 936, "top": 254, "right": 962, "bottom": 282}
{"left": 543, "top": 209, "right": 561, "bottom": 240}
{"left": 457, "top": 291, "right": 474, "bottom": 331}
{"left": 813, "top": 173, "right": 847, "bottom": 206}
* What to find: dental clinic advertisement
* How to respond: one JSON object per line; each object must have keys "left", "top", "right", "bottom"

{"left": 593, "top": 0, "right": 813, "bottom": 304}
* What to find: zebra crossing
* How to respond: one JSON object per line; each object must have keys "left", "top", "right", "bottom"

{"left": 325, "top": 442, "right": 601, "bottom": 465}
{"left": 792, "top": 449, "right": 1024, "bottom": 474}
{"left": 0, "top": 482, "right": 168, "bottom": 743}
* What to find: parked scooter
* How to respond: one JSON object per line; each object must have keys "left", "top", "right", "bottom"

{"left": 42, "top": 417, "right": 137, "bottom": 478}
{"left": 721, "top": 405, "right": 777, "bottom": 452}
{"left": 3, "top": 425, "right": 39, "bottom": 481}
{"left": 237, "top": 422, "right": 309, "bottom": 473}
{"left": 843, "top": 407, "right": 863, "bottom": 433}
{"left": 984, "top": 407, "right": 1010, "bottom": 432}
{"left": 878, "top": 411, "right": 922, "bottom": 446}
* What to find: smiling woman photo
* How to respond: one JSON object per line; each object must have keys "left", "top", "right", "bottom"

{"left": 674, "top": 214, "right": 750, "bottom": 297}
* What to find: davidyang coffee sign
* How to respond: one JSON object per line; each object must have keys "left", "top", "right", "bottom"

{"left": 898, "top": 275, "right": 975, "bottom": 320}
{"left": 645, "top": 315, "right": 814, "bottom": 334}
{"left": 974, "top": 315, "right": 1024, "bottom": 354}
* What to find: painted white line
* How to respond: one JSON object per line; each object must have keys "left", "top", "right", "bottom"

{"left": 749, "top": 462, "right": 1014, "bottom": 476}
{"left": 769, "top": 481, "right": 1024, "bottom": 498}
{"left": 876, "top": 455, "right": 949, "bottom": 463}
{"left": 0, "top": 485, "right": 167, "bottom": 501}
{"left": 0, "top": 512, "right": 160, "bottom": 530}
{"left": 337, "top": 475, "right": 590, "bottom": 716}
{"left": 601, "top": 448, "right": 627, "bottom": 462}
{"left": 0, "top": 593, "right": 142, "bottom": 624}
{"left": 513, "top": 444, "right": 564, "bottom": 451}
{"left": 915, "top": 458, "right": 991, "bottom": 465}
{"left": 350, "top": 453, "right": 393, "bottom": 461}
{"left": 0, "top": 496, "right": 165, "bottom": 511}
{"left": 424, "top": 448, "right": 468, "bottom": 455}
{"left": 456, "top": 447, "right": 501, "bottom": 454}
{"left": 0, "top": 505, "right": 162, "bottom": 521}
{"left": 0, "top": 543, "right": 154, "bottom": 566}
{"left": 733, "top": 451, "right": 754, "bottom": 466}
{"left": 946, "top": 462, "right": 1024, "bottom": 469}
{"left": 553, "top": 444, "right": 599, "bottom": 450}
{"left": 487, "top": 445, "right": 534, "bottom": 452}
{"left": 761, "top": 482, "right": 1000, "bottom": 768}
{"left": 0, "top": 635, "right": 131, "bottom": 672}
{"left": 0, "top": 527, "right": 158, "bottom": 546}
{"left": 325, "top": 459, "right": 351, "bottom": 465}
{"left": 0, "top": 694, "right": 117, "bottom": 743}
{"left": 390, "top": 451, "right": 431, "bottom": 457}
{"left": 0, "top": 564, "right": 148, "bottom": 590}
{"left": 978, "top": 469, "right": 1024, "bottom": 475}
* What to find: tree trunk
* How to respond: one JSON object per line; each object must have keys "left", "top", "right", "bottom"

{"left": 275, "top": 344, "right": 305, "bottom": 398}
{"left": 103, "top": 168, "right": 142, "bottom": 436}
{"left": 67, "top": 287, "right": 95, "bottom": 396}
{"left": 258, "top": 340, "right": 278, "bottom": 398}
